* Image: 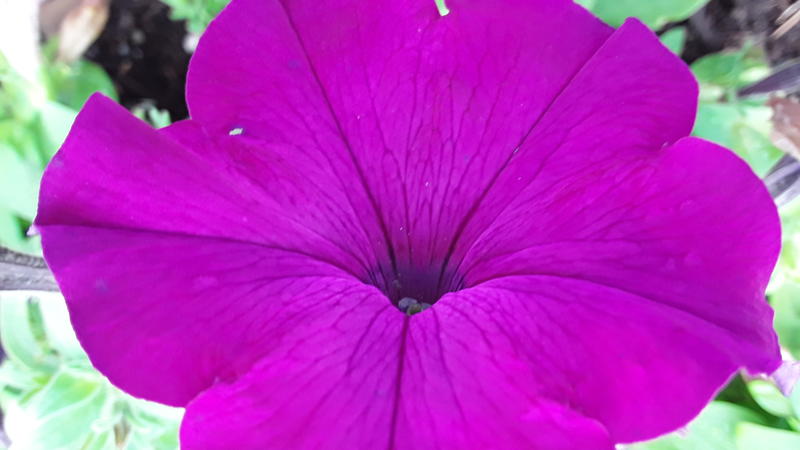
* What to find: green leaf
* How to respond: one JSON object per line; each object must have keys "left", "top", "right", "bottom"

{"left": 125, "top": 426, "right": 180, "bottom": 450}
{"left": 693, "top": 53, "right": 746, "bottom": 90}
{"left": 0, "top": 143, "right": 40, "bottom": 219}
{"left": 0, "top": 294, "right": 54, "bottom": 373}
{"left": 81, "top": 430, "right": 116, "bottom": 450}
{"left": 736, "top": 423, "right": 800, "bottom": 449}
{"left": 131, "top": 104, "right": 172, "bottom": 129}
{"left": 42, "top": 60, "right": 117, "bottom": 111}
{"left": 587, "top": 0, "right": 710, "bottom": 29}
{"left": 747, "top": 380, "right": 795, "bottom": 418}
{"left": 123, "top": 392, "right": 183, "bottom": 448}
{"left": 125, "top": 395, "right": 183, "bottom": 430}
{"left": 0, "top": 359, "right": 42, "bottom": 395}
{"left": 689, "top": 47, "right": 772, "bottom": 182}
{"left": 631, "top": 401, "right": 766, "bottom": 449}
{"left": 38, "top": 293, "right": 88, "bottom": 361}
{"left": 3, "top": 369, "right": 112, "bottom": 450}
{"left": 161, "top": 0, "right": 230, "bottom": 34}
{"left": 152, "top": 428, "right": 181, "bottom": 450}
{"left": 691, "top": 47, "right": 770, "bottom": 99}
{"left": 22, "top": 368, "right": 101, "bottom": 415}
{"left": 36, "top": 100, "right": 78, "bottom": 158}
{"left": 770, "top": 280, "right": 800, "bottom": 358}
{"left": 692, "top": 102, "right": 782, "bottom": 176}
{"left": 0, "top": 119, "right": 45, "bottom": 169}
{"left": 791, "top": 385, "right": 800, "bottom": 425}
{"left": 770, "top": 200, "right": 800, "bottom": 294}
{"left": 660, "top": 27, "right": 687, "bottom": 55}
{"left": 0, "top": 206, "right": 37, "bottom": 253}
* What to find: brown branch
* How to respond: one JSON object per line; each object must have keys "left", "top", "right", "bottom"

{"left": 0, "top": 246, "right": 58, "bottom": 292}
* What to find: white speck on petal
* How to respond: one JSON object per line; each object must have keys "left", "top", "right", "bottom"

{"left": 229, "top": 127, "right": 244, "bottom": 136}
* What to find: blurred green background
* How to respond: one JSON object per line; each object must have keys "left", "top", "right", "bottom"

{"left": 2, "top": 0, "right": 800, "bottom": 448}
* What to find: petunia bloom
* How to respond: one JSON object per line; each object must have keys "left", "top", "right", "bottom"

{"left": 35, "top": 0, "right": 781, "bottom": 448}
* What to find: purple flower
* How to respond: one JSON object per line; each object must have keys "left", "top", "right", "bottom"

{"left": 35, "top": 0, "right": 781, "bottom": 448}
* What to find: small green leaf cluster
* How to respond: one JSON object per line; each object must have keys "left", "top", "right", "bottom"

{"left": 0, "top": 46, "right": 115, "bottom": 254}
{"left": 0, "top": 293, "right": 183, "bottom": 450}
{"left": 691, "top": 45, "right": 782, "bottom": 177}
{"left": 577, "top": 0, "right": 710, "bottom": 29}
{"left": 0, "top": 44, "right": 171, "bottom": 255}
{"left": 159, "top": 0, "right": 231, "bottom": 34}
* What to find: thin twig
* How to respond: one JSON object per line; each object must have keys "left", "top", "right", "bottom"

{"left": 738, "top": 61, "right": 800, "bottom": 97}
{"left": 0, "top": 247, "right": 57, "bottom": 292}
{"left": 778, "top": 0, "right": 800, "bottom": 25}
{"left": 774, "top": 1, "right": 800, "bottom": 39}
{"left": 765, "top": 154, "right": 800, "bottom": 207}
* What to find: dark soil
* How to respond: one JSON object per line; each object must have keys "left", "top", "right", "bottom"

{"left": 684, "top": 0, "right": 800, "bottom": 64}
{"left": 85, "top": 0, "right": 191, "bottom": 120}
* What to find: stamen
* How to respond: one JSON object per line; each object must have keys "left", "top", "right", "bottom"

{"left": 397, "top": 297, "right": 432, "bottom": 315}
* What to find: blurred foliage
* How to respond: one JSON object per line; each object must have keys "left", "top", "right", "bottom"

{"left": 770, "top": 233, "right": 800, "bottom": 360}
{"left": 691, "top": 45, "right": 782, "bottom": 176}
{"left": 630, "top": 401, "right": 767, "bottom": 449}
{"left": 659, "top": 27, "right": 688, "bottom": 55}
{"left": 0, "top": 0, "right": 800, "bottom": 449}
{"left": 0, "top": 293, "right": 182, "bottom": 450}
{"left": 0, "top": 46, "right": 116, "bottom": 254}
{"left": 159, "top": 0, "right": 230, "bottom": 34}
{"left": 577, "top": 0, "right": 711, "bottom": 29}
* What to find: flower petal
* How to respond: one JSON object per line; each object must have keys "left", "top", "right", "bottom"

{"left": 37, "top": 94, "right": 383, "bottom": 276}
{"left": 182, "top": 267, "right": 774, "bottom": 447}
{"left": 41, "top": 224, "right": 390, "bottom": 406}
{"left": 186, "top": 0, "right": 615, "bottom": 267}
{"left": 36, "top": 0, "right": 781, "bottom": 446}
{"left": 180, "top": 303, "right": 614, "bottom": 450}
{"left": 445, "top": 18, "right": 699, "bottom": 267}
{"left": 36, "top": 95, "right": 400, "bottom": 404}
{"left": 463, "top": 136, "right": 781, "bottom": 374}
{"left": 422, "top": 277, "right": 770, "bottom": 443}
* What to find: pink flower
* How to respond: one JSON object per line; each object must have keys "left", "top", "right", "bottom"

{"left": 36, "top": 0, "right": 781, "bottom": 448}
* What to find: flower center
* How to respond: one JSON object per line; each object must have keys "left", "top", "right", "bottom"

{"left": 369, "top": 264, "right": 465, "bottom": 315}
{"left": 397, "top": 297, "right": 431, "bottom": 315}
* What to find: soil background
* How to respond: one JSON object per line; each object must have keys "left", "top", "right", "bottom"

{"left": 685, "top": 0, "right": 800, "bottom": 63}
{"left": 86, "top": 0, "right": 190, "bottom": 120}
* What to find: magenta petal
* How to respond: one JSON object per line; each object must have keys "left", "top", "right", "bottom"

{"left": 38, "top": 94, "right": 379, "bottom": 276}
{"left": 36, "top": 0, "right": 782, "bottom": 447}
{"left": 35, "top": 95, "right": 268, "bottom": 241}
{"left": 464, "top": 137, "right": 780, "bottom": 375}
{"left": 41, "top": 225, "right": 386, "bottom": 406}
{"left": 35, "top": 97, "right": 388, "bottom": 405}
{"left": 447, "top": 18, "right": 700, "bottom": 265}
{"left": 182, "top": 257, "right": 775, "bottom": 447}
{"left": 181, "top": 306, "right": 614, "bottom": 450}
{"left": 427, "top": 279, "right": 773, "bottom": 444}
{"left": 187, "top": 0, "right": 613, "bottom": 267}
